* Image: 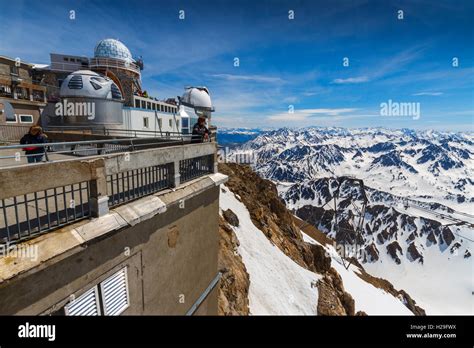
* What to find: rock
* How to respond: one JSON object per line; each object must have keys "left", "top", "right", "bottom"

{"left": 218, "top": 217, "right": 250, "bottom": 315}
{"left": 426, "top": 231, "right": 437, "bottom": 245}
{"left": 464, "top": 250, "right": 471, "bottom": 258}
{"left": 450, "top": 242, "right": 461, "bottom": 254}
{"left": 386, "top": 241, "right": 403, "bottom": 264}
{"left": 407, "top": 242, "right": 423, "bottom": 264}
{"left": 310, "top": 243, "right": 331, "bottom": 273}
{"left": 316, "top": 276, "right": 346, "bottom": 315}
{"left": 365, "top": 243, "right": 379, "bottom": 262}
{"left": 223, "top": 209, "right": 239, "bottom": 227}
{"left": 341, "top": 291, "right": 355, "bottom": 316}
{"left": 441, "top": 227, "right": 455, "bottom": 246}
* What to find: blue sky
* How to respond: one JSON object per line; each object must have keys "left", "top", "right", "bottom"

{"left": 0, "top": 0, "right": 473, "bottom": 130}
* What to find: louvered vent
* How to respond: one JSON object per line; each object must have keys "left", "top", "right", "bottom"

{"left": 100, "top": 267, "right": 129, "bottom": 316}
{"left": 68, "top": 75, "right": 83, "bottom": 89}
{"left": 110, "top": 83, "right": 122, "bottom": 100}
{"left": 64, "top": 287, "right": 100, "bottom": 316}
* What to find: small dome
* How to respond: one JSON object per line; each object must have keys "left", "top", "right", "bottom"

{"left": 60, "top": 70, "right": 123, "bottom": 100}
{"left": 94, "top": 39, "right": 134, "bottom": 62}
{"left": 181, "top": 87, "right": 214, "bottom": 111}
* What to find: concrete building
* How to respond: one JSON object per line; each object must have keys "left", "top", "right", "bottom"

{"left": 0, "top": 56, "right": 47, "bottom": 141}
{"left": 0, "top": 141, "right": 226, "bottom": 315}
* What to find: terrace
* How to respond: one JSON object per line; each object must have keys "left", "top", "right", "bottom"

{"left": 0, "top": 136, "right": 217, "bottom": 246}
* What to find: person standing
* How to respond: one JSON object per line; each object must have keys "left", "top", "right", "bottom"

{"left": 20, "top": 126, "right": 48, "bottom": 163}
{"left": 191, "top": 116, "right": 210, "bottom": 143}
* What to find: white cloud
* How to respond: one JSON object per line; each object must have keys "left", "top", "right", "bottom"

{"left": 209, "top": 73, "right": 284, "bottom": 83}
{"left": 412, "top": 92, "right": 444, "bottom": 96}
{"left": 267, "top": 108, "right": 359, "bottom": 121}
{"left": 332, "top": 76, "right": 369, "bottom": 84}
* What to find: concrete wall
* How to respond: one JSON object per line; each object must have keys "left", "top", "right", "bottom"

{"left": 0, "top": 179, "right": 222, "bottom": 315}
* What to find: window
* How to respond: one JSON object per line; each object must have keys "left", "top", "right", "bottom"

{"left": 6, "top": 113, "right": 17, "bottom": 123}
{"left": 158, "top": 118, "right": 162, "bottom": 129}
{"left": 147, "top": 102, "right": 151, "bottom": 110}
{"left": 19, "top": 114, "right": 33, "bottom": 123}
{"left": 141, "top": 100, "right": 146, "bottom": 109}
{"left": 11, "top": 66, "right": 19, "bottom": 75}
{"left": 64, "top": 267, "right": 129, "bottom": 316}
{"left": 159, "top": 104, "right": 164, "bottom": 112}
{"left": 143, "top": 117, "right": 149, "bottom": 128}
{"left": 135, "top": 99, "right": 140, "bottom": 108}
{"left": 169, "top": 119, "right": 172, "bottom": 128}
{"left": 176, "top": 120, "right": 180, "bottom": 129}
{"left": 152, "top": 103, "right": 156, "bottom": 111}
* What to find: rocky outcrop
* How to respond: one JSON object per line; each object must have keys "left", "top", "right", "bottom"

{"left": 223, "top": 208, "right": 239, "bottom": 227}
{"left": 441, "top": 227, "right": 455, "bottom": 246}
{"left": 309, "top": 243, "right": 331, "bottom": 273}
{"left": 218, "top": 217, "right": 250, "bottom": 315}
{"left": 365, "top": 243, "right": 379, "bottom": 262}
{"left": 407, "top": 243, "right": 423, "bottom": 264}
{"left": 317, "top": 268, "right": 355, "bottom": 316}
{"left": 386, "top": 241, "right": 403, "bottom": 264}
{"left": 219, "top": 163, "right": 316, "bottom": 272}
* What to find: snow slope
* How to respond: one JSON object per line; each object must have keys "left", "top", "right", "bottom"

{"left": 302, "top": 232, "right": 413, "bottom": 315}
{"left": 220, "top": 185, "right": 320, "bottom": 315}
{"left": 220, "top": 184, "right": 415, "bottom": 315}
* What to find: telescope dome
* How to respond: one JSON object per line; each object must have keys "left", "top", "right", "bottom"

{"left": 94, "top": 38, "right": 134, "bottom": 62}
{"left": 181, "top": 87, "right": 214, "bottom": 111}
{"left": 60, "top": 70, "right": 123, "bottom": 100}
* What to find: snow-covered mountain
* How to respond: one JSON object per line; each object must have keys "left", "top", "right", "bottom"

{"left": 218, "top": 163, "right": 423, "bottom": 315}
{"left": 231, "top": 127, "right": 473, "bottom": 315}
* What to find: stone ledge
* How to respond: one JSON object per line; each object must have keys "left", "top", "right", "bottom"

{"left": 0, "top": 172, "right": 227, "bottom": 284}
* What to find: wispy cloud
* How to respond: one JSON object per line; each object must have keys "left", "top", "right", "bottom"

{"left": 209, "top": 73, "right": 284, "bottom": 83}
{"left": 332, "top": 76, "right": 369, "bottom": 84}
{"left": 412, "top": 92, "right": 444, "bottom": 96}
{"left": 267, "top": 108, "right": 359, "bottom": 121}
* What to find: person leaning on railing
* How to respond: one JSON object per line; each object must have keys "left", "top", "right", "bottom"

{"left": 191, "top": 116, "right": 210, "bottom": 144}
{"left": 20, "top": 125, "right": 48, "bottom": 163}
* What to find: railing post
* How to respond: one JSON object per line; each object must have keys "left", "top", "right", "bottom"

{"left": 89, "top": 159, "right": 109, "bottom": 217}
{"left": 171, "top": 159, "right": 180, "bottom": 188}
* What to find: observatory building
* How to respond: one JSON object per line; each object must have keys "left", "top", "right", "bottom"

{"left": 35, "top": 39, "right": 213, "bottom": 136}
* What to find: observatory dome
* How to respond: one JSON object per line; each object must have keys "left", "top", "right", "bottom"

{"left": 181, "top": 87, "right": 214, "bottom": 111}
{"left": 94, "top": 38, "right": 134, "bottom": 62}
{"left": 60, "top": 70, "right": 123, "bottom": 100}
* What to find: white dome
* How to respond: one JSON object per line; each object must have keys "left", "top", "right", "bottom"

{"left": 94, "top": 39, "right": 134, "bottom": 62}
{"left": 181, "top": 87, "right": 214, "bottom": 111}
{"left": 60, "top": 70, "right": 123, "bottom": 100}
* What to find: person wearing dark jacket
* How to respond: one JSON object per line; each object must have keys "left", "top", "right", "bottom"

{"left": 191, "top": 116, "right": 210, "bottom": 143}
{"left": 20, "top": 126, "right": 48, "bottom": 163}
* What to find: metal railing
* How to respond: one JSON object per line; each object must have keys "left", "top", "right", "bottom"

{"left": 89, "top": 57, "right": 141, "bottom": 74}
{"left": 179, "top": 154, "right": 214, "bottom": 183}
{"left": 1, "top": 182, "right": 90, "bottom": 244}
{"left": 0, "top": 141, "right": 216, "bottom": 245}
{"left": 107, "top": 163, "right": 172, "bottom": 207}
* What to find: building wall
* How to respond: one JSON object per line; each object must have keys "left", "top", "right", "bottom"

{"left": 0, "top": 185, "right": 220, "bottom": 315}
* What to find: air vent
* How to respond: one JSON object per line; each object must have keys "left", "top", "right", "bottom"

{"left": 68, "top": 75, "right": 83, "bottom": 89}
{"left": 64, "top": 287, "right": 101, "bottom": 316}
{"left": 100, "top": 267, "right": 129, "bottom": 316}
{"left": 110, "top": 83, "right": 122, "bottom": 100}
{"left": 90, "top": 81, "right": 102, "bottom": 90}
